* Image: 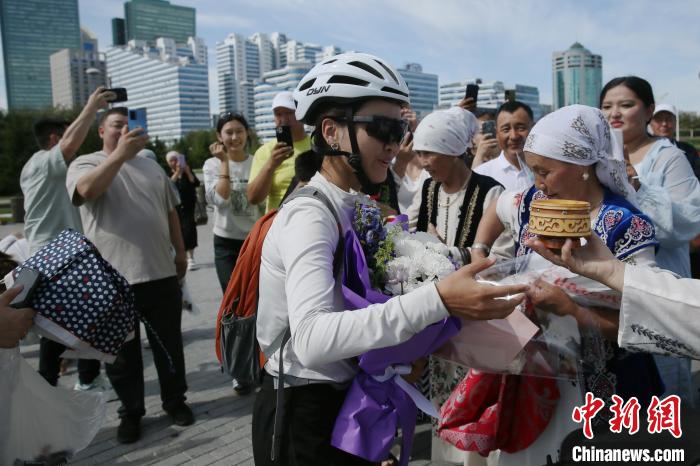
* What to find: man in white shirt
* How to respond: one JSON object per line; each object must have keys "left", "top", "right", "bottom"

{"left": 474, "top": 101, "right": 534, "bottom": 191}
{"left": 20, "top": 87, "right": 113, "bottom": 392}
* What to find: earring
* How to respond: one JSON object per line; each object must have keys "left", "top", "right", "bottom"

{"left": 582, "top": 172, "right": 590, "bottom": 181}
{"left": 330, "top": 142, "right": 340, "bottom": 150}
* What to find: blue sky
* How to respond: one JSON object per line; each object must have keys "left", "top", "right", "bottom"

{"left": 2, "top": 0, "right": 699, "bottom": 113}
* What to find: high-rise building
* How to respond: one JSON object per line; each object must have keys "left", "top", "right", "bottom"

{"left": 105, "top": 36, "right": 210, "bottom": 141}
{"left": 397, "top": 63, "right": 438, "bottom": 118}
{"left": 514, "top": 84, "right": 542, "bottom": 120}
{"left": 112, "top": 18, "right": 126, "bottom": 46}
{"left": 439, "top": 79, "right": 543, "bottom": 120}
{"left": 439, "top": 79, "right": 505, "bottom": 109}
{"left": 270, "top": 32, "right": 288, "bottom": 68}
{"left": 50, "top": 28, "right": 108, "bottom": 109}
{"left": 217, "top": 31, "right": 341, "bottom": 127}
{"left": 284, "top": 40, "right": 322, "bottom": 64}
{"left": 216, "top": 33, "right": 264, "bottom": 124}
{"left": 0, "top": 0, "right": 80, "bottom": 109}
{"left": 253, "top": 61, "right": 313, "bottom": 141}
{"left": 552, "top": 42, "right": 602, "bottom": 109}
{"left": 121, "top": 0, "right": 195, "bottom": 44}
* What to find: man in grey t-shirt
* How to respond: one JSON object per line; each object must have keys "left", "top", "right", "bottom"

{"left": 21, "top": 87, "right": 113, "bottom": 392}
{"left": 67, "top": 107, "right": 192, "bottom": 444}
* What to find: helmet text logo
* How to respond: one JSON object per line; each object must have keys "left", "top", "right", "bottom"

{"left": 306, "top": 85, "right": 331, "bottom": 96}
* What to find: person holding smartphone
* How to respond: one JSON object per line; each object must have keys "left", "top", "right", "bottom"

{"left": 20, "top": 86, "right": 114, "bottom": 392}
{"left": 66, "top": 107, "right": 193, "bottom": 443}
{"left": 246, "top": 92, "right": 312, "bottom": 213}
{"left": 204, "top": 113, "right": 263, "bottom": 298}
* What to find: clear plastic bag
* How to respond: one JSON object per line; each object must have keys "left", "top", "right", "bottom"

{"left": 0, "top": 347, "right": 106, "bottom": 464}
{"left": 435, "top": 254, "right": 619, "bottom": 380}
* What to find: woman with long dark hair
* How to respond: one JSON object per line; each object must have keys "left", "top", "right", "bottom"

{"left": 600, "top": 76, "right": 700, "bottom": 402}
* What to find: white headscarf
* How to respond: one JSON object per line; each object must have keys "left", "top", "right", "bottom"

{"left": 413, "top": 107, "right": 479, "bottom": 156}
{"left": 524, "top": 104, "right": 635, "bottom": 199}
{"left": 137, "top": 149, "right": 157, "bottom": 162}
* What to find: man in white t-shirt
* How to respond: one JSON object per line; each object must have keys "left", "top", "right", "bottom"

{"left": 474, "top": 101, "right": 534, "bottom": 191}
{"left": 66, "top": 107, "right": 193, "bottom": 444}
{"left": 20, "top": 87, "right": 113, "bottom": 392}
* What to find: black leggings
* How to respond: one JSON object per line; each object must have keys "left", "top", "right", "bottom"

{"left": 252, "top": 372, "right": 374, "bottom": 466}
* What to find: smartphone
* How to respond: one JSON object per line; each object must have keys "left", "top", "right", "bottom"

{"left": 275, "top": 125, "right": 293, "bottom": 147}
{"left": 9, "top": 268, "right": 41, "bottom": 309}
{"left": 505, "top": 89, "right": 516, "bottom": 102}
{"left": 465, "top": 84, "right": 479, "bottom": 101}
{"left": 102, "top": 87, "right": 128, "bottom": 103}
{"left": 128, "top": 108, "right": 148, "bottom": 133}
{"left": 481, "top": 120, "right": 496, "bottom": 138}
{"left": 177, "top": 153, "right": 187, "bottom": 168}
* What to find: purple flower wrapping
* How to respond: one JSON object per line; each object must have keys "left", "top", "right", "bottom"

{"left": 332, "top": 228, "right": 460, "bottom": 464}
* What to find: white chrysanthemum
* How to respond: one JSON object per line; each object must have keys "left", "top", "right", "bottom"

{"left": 425, "top": 241, "right": 450, "bottom": 257}
{"left": 420, "top": 252, "right": 456, "bottom": 280}
{"left": 385, "top": 256, "right": 419, "bottom": 284}
{"left": 393, "top": 237, "right": 425, "bottom": 259}
{"left": 411, "top": 231, "right": 442, "bottom": 245}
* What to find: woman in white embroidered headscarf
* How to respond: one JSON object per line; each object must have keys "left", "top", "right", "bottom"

{"left": 466, "top": 105, "right": 663, "bottom": 466}
{"left": 405, "top": 106, "right": 505, "bottom": 466}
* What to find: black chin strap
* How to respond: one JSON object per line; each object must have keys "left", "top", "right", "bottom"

{"left": 315, "top": 107, "right": 383, "bottom": 196}
{"left": 343, "top": 107, "right": 382, "bottom": 196}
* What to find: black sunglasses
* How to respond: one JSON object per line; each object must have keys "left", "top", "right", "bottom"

{"left": 337, "top": 115, "right": 408, "bottom": 145}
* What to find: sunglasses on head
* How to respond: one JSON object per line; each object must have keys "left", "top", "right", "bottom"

{"left": 219, "top": 111, "right": 245, "bottom": 122}
{"left": 338, "top": 115, "right": 408, "bottom": 145}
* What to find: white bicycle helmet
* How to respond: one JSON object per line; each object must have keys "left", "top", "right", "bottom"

{"left": 294, "top": 52, "right": 410, "bottom": 125}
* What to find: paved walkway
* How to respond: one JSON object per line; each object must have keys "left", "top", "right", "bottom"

{"left": 9, "top": 220, "right": 438, "bottom": 465}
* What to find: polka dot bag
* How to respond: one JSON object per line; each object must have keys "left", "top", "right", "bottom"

{"left": 12, "top": 229, "right": 136, "bottom": 363}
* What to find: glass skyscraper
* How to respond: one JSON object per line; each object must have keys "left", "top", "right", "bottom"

{"left": 397, "top": 63, "right": 438, "bottom": 118}
{"left": 124, "top": 0, "right": 195, "bottom": 44}
{"left": 0, "top": 0, "right": 80, "bottom": 109}
{"left": 552, "top": 42, "right": 602, "bottom": 109}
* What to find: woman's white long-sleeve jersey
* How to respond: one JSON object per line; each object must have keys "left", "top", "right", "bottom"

{"left": 620, "top": 265, "right": 700, "bottom": 359}
{"left": 256, "top": 173, "right": 450, "bottom": 383}
{"left": 634, "top": 139, "right": 700, "bottom": 277}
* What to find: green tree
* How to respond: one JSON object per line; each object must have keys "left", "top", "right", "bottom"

{"left": 0, "top": 107, "right": 102, "bottom": 196}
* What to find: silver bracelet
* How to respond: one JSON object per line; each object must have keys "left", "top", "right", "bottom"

{"left": 471, "top": 242, "right": 491, "bottom": 255}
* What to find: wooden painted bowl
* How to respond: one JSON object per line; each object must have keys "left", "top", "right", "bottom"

{"left": 529, "top": 199, "right": 591, "bottom": 248}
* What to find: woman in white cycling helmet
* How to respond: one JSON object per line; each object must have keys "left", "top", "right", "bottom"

{"left": 251, "top": 52, "right": 528, "bottom": 466}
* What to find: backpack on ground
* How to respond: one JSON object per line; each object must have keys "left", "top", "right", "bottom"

{"left": 214, "top": 186, "right": 342, "bottom": 386}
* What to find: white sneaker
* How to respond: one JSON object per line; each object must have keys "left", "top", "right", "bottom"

{"left": 187, "top": 258, "right": 198, "bottom": 271}
{"left": 74, "top": 374, "right": 111, "bottom": 392}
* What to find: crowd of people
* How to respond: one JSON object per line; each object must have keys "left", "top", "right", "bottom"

{"left": 1, "top": 50, "right": 700, "bottom": 466}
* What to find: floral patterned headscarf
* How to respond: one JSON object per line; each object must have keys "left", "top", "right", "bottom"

{"left": 524, "top": 104, "right": 635, "bottom": 199}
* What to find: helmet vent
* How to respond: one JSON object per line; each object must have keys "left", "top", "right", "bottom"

{"left": 374, "top": 59, "right": 399, "bottom": 84}
{"left": 327, "top": 75, "right": 370, "bottom": 86}
{"left": 323, "top": 58, "right": 338, "bottom": 64}
{"left": 298, "top": 78, "right": 316, "bottom": 91}
{"left": 381, "top": 86, "right": 409, "bottom": 98}
{"left": 348, "top": 61, "right": 383, "bottom": 80}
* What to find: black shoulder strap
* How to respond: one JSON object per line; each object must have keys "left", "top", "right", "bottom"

{"left": 282, "top": 185, "right": 344, "bottom": 276}
{"left": 270, "top": 185, "right": 346, "bottom": 462}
